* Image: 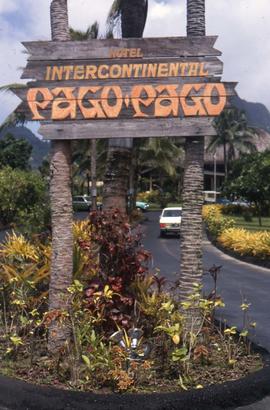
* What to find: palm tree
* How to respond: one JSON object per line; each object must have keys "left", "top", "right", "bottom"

{"left": 137, "top": 138, "right": 184, "bottom": 207}
{"left": 178, "top": 0, "right": 206, "bottom": 304}
{"left": 72, "top": 138, "right": 107, "bottom": 198}
{"left": 208, "top": 108, "right": 258, "bottom": 179}
{"left": 139, "top": 138, "right": 184, "bottom": 179}
{"left": 48, "top": 0, "right": 73, "bottom": 354}
{"left": 69, "top": 21, "right": 99, "bottom": 40}
{"left": 103, "top": 0, "right": 148, "bottom": 213}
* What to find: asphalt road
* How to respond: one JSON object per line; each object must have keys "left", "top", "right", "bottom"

{"left": 142, "top": 211, "right": 270, "bottom": 410}
{"left": 142, "top": 211, "right": 270, "bottom": 352}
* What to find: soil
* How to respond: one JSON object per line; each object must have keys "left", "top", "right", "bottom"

{"left": 0, "top": 338, "right": 263, "bottom": 394}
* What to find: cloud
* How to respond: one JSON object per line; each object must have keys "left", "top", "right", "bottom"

{"left": 0, "top": 0, "right": 270, "bottom": 126}
{"left": 0, "top": 0, "right": 18, "bottom": 14}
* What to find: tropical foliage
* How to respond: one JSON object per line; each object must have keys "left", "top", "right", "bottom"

{"left": 0, "top": 133, "right": 32, "bottom": 170}
{"left": 203, "top": 205, "right": 235, "bottom": 239}
{"left": 0, "top": 167, "right": 48, "bottom": 227}
{"left": 0, "top": 220, "right": 261, "bottom": 392}
{"left": 218, "top": 228, "right": 270, "bottom": 259}
{"left": 224, "top": 151, "right": 270, "bottom": 225}
{"left": 208, "top": 108, "right": 257, "bottom": 178}
{"left": 203, "top": 205, "right": 270, "bottom": 260}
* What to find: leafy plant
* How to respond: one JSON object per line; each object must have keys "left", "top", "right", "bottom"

{"left": 0, "top": 167, "right": 48, "bottom": 227}
{"left": 78, "top": 210, "right": 152, "bottom": 333}
{"left": 203, "top": 205, "right": 235, "bottom": 239}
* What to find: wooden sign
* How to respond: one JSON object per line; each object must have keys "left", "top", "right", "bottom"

{"left": 13, "top": 36, "right": 237, "bottom": 140}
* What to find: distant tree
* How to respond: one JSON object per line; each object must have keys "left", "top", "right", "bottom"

{"left": 0, "top": 133, "right": 32, "bottom": 170}
{"left": 208, "top": 108, "right": 258, "bottom": 179}
{"left": 0, "top": 167, "right": 47, "bottom": 226}
{"left": 225, "top": 151, "right": 270, "bottom": 225}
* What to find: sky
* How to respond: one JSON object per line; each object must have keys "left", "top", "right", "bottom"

{"left": 0, "top": 0, "right": 270, "bottom": 132}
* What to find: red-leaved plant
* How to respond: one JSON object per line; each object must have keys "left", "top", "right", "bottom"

{"left": 78, "top": 210, "right": 151, "bottom": 333}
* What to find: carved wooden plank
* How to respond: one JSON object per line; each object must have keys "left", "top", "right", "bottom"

{"left": 21, "top": 56, "right": 223, "bottom": 81}
{"left": 39, "top": 117, "right": 217, "bottom": 140}
{"left": 23, "top": 36, "right": 221, "bottom": 61}
{"left": 13, "top": 34, "right": 238, "bottom": 140}
{"left": 15, "top": 97, "right": 233, "bottom": 122}
{"left": 14, "top": 81, "right": 237, "bottom": 122}
{"left": 12, "top": 81, "right": 237, "bottom": 103}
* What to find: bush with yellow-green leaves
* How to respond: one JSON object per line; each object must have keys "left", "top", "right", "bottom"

{"left": 203, "top": 205, "right": 270, "bottom": 260}
{"left": 202, "top": 205, "right": 235, "bottom": 239}
{"left": 218, "top": 228, "right": 270, "bottom": 259}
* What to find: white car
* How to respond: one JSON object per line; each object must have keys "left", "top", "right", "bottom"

{"left": 159, "top": 207, "right": 182, "bottom": 237}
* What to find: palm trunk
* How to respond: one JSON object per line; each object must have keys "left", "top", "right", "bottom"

{"left": 179, "top": 0, "right": 205, "bottom": 303}
{"left": 223, "top": 142, "right": 228, "bottom": 180}
{"left": 179, "top": 138, "right": 204, "bottom": 297}
{"left": 103, "top": 0, "right": 147, "bottom": 213}
{"left": 103, "top": 138, "right": 132, "bottom": 212}
{"left": 187, "top": 0, "right": 205, "bottom": 36}
{"left": 48, "top": 0, "right": 73, "bottom": 354}
{"left": 91, "top": 139, "right": 97, "bottom": 211}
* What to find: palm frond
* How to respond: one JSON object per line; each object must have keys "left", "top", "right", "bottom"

{"left": 0, "top": 106, "right": 27, "bottom": 132}
{"left": 106, "top": 0, "right": 122, "bottom": 37}
{"left": 0, "top": 83, "right": 27, "bottom": 95}
{"left": 70, "top": 22, "right": 99, "bottom": 41}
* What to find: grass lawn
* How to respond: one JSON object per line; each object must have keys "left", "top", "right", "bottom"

{"left": 226, "top": 215, "right": 270, "bottom": 232}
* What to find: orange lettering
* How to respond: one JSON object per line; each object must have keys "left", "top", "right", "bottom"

{"left": 180, "top": 84, "right": 207, "bottom": 116}
{"left": 155, "top": 85, "right": 179, "bottom": 117}
{"left": 101, "top": 86, "right": 123, "bottom": 118}
{"left": 74, "top": 65, "right": 85, "bottom": 80}
{"left": 97, "top": 65, "right": 109, "bottom": 79}
{"left": 203, "top": 83, "right": 227, "bottom": 115}
{"left": 51, "top": 66, "right": 64, "bottom": 81}
{"left": 51, "top": 87, "right": 76, "bottom": 120}
{"left": 131, "top": 85, "right": 156, "bottom": 118}
{"left": 45, "top": 67, "right": 51, "bottom": 81}
{"left": 77, "top": 87, "right": 106, "bottom": 119}
{"left": 27, "top": 88, "right": 53, "bottom": 120}
{"left": 188, "top": 63, "right": 199, "bottom": 76}
{"left": 199, "top": 63, "right": 209, "bottom": 76}
{"left": 110, "top": 65, "right": 122, "bottom": 79}
{"left": 157, "top": 63, "right": 169, "bottom": 77}
{"left": 85, "top": 65, "right": 97, "bottom": 79}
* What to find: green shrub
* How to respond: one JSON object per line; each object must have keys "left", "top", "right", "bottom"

{"left": 222, "top": 204, "right": 245, "bottom": 215}
{"left": 0, "top": 167, "right": 48, "bottom": 227}
{"left": 202, "top": 205, "right": 235, "bottom": 239}
{"left": 137, "top": 190, "right": 160, "bottom": 203}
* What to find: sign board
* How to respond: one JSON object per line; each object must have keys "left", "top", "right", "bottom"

{"left": 13, "top": 36, "right": 237, "bottom": 140}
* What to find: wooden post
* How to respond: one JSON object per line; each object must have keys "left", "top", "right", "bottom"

{"left": 48, "top": 0, "right": 73, "bottom": 354}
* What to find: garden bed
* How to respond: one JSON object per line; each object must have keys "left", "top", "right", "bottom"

{"left": 0, "top": 210, "right": 267, "bottom": 409}
{"left": 203, "top": 205, "right": 270, "bottom": 269}
{"left": 206, "top": 230, "right": 270, "bottom": 269}
{"left": 0, "top": 344, "right": 269, "bottom": 410}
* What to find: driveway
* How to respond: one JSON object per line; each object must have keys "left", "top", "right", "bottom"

{"left": 142, "top": 211, "right": 270, "bottom": 351}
